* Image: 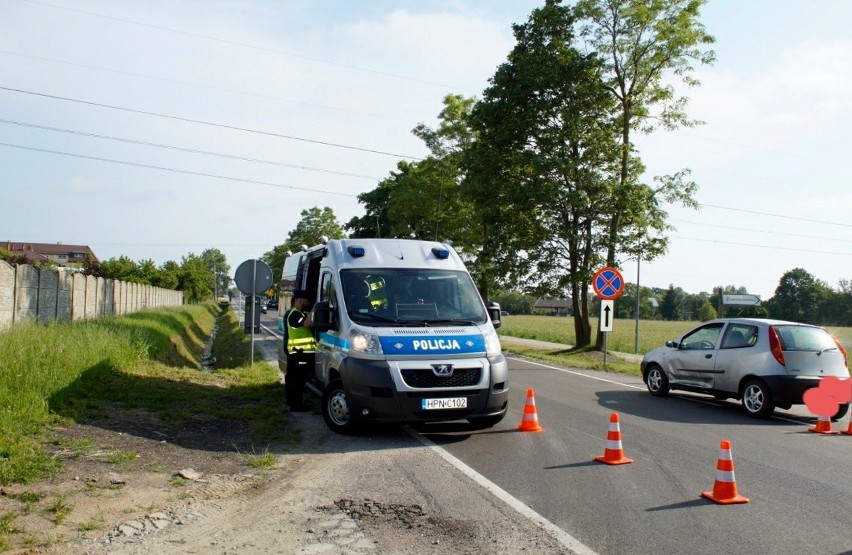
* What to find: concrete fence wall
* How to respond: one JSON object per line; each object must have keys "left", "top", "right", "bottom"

{"left": 0, "top": 260, "right": 184, "bottom": 330}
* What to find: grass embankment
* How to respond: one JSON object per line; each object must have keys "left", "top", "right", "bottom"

{"left": 498, "top": 315, "right": 852, "bottom": 374}
{"left": 0, "top": 304, "right": 291, "bottom": 488}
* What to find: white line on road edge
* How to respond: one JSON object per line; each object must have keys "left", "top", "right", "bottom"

{"left": 406, "top": 428, "right": 598, "bottom": 555}
{"left": 507, "top": 356, "right": 647, "bottom": 390}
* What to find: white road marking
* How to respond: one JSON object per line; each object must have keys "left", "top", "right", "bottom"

{"left": 407, "top": 428, "right": 599, "bottom": 555}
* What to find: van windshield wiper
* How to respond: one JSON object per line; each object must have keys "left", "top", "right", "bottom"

{"left": 429, "top": 319, "right": 478, "bottom": 326}
{"left": 354, "top": 312, "right": 397, "bottom": 323}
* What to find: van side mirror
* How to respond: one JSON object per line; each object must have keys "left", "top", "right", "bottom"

{"left": 311, "top": 301, "right": 336, "bottom": 332}
{"left": 486, "top": 301, "right": 502, "bottom": 329}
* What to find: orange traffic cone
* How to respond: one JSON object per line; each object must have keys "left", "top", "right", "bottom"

{"left": 841, "top": 420, "right": 852, "bottom": 436}
{"left": 701, "top": 440, "right": 749, "bottom": 504}
{"left": 808, "top": 414, "right": 840, "bottom": 434}
{"left": 517, "top": 388, "right": 544, "bottom": 432}
{"left": 593, "top": 412, "right": 633, "bottom": 465}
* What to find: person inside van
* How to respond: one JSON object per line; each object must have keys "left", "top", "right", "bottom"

{"left": 343, "top": 273, "right": 372, "bottom": 314}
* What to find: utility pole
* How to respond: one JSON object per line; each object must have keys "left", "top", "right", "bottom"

{"left": 634, "top": 244, "right": 641, "bottom": 354}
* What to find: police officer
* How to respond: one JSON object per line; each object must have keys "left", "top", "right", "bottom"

{"left": 285, "top": 289, "right": 317, "bottom": 411}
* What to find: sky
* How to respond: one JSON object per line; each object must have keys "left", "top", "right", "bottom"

{"left": 1, "top": 0, "right": 850, "bottom": 301}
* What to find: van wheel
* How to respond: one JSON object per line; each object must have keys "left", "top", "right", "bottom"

{"left": 322, "top": 379, "right": 357, "bottom": 434}
{"left": 832, "top": 403, "right": 849, "bottom": 422}
{"left": 645, "top": 365, "right": 669, "bottom": 397}
{"left": 742, "top": 379, "right": 775, "bottom": 418}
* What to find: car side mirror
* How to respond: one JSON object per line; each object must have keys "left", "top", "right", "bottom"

{"left": 311, "top": 301, "right": 337, "bottom": 332}
{"left": 486, "top": 301, "right": 502, "bottom": 329}
{"left": 666, "top": 340, "right": 679, "bottom": 348}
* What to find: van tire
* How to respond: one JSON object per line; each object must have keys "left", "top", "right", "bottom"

{"left": 832, "top": 403, "right": 849, "bottom": 422}
{"left": 741, "top": 379, "right": 775, "bottom": 418}
{"left": 322, "top": 379, "right": 357, "bottom": 434}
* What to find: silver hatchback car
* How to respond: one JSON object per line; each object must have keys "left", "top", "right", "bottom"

{"left": 642, "top": 318, "right": 849, "bottom": 419}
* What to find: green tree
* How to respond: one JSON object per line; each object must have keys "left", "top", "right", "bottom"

{"left": 617, "top": 282, "right": 657, "bottom": 319}
{"left": 573, "top": 0, "right": 714, "bottom": 267}
{"left": 345, "top": 96, "right": 488, "bottom": 292}
{"left": 696, "top": 299, "right": 716, "bottom": 321}
{"left": 100, "top": 255, "right": 138, "bottom": 282}
{"left": 769, "top": 268, "right": 832, "bottom": 324}
{"left": 201, "top": 248, "right": 230, "bottom": 298}
{"left": 154, "top": 260, "right": 180, "bottom": 290}
{"left": 659, "top": 284, "right": 685, "bottom": 320}
{"left": 263, "top": 207, "right": 345, "bottom": 278}
{"left": 823, "top": 279, "right": 852, "bottom": 326}
{"left": 179, "top": 253, "right": 212, "bottom": 303}
{"left": 81, "top": 253, "right": 102, "bottom": 277}
{"left": 135, "top": 259, "right": 159, "bottom": 285}
{"left": 492, "top": 290, "right": 536, "bottom": 315}
{"left": 345, "top": 182, "right": 394, "bottom": 239}
{"left": 464, "top": 2, "right": 622, "bottom": 346}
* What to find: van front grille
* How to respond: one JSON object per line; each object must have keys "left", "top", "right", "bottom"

{"left": 400, "top": 367, "right": 481, "bottom": 388}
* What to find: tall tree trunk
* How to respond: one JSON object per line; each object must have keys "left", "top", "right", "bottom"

{"left": 597, "top": 105, "right": 632, "bottom": 350}
{"left": 572, "top": 280, "right": 591, "bottom": 347}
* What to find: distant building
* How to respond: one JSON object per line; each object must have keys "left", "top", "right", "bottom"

{"left": 534, "top": 297, "right": 572, "bottom": 316}
{"left": 3, "top": 241, "right": 99, "bottom": 268}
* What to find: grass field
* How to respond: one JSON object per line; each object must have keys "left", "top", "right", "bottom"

{"left": 498, "top": 314, "right": 852, "bottom": 356}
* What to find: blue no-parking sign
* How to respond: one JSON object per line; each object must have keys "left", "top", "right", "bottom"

{"left": 592, "top": 267, "right": 624, "bottom": 300}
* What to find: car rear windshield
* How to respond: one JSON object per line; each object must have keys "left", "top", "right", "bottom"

{"left": 774, "top": 326, "right": 837, "bottom": 352}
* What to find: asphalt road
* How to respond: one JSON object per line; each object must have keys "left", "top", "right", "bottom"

{"left": 421, "top": 358, "right": 852, "bottom": 555}
{"left": 247, "top": 306, "right": 852, "bottom": 555}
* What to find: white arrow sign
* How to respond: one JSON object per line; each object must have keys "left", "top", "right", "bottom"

{"left": 600, "top": 300, "right": 614, "bottom": 332}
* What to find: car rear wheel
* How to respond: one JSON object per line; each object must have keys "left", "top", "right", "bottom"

{"left": 742, "top": 379, "right": 775, "bottom": 418}
{"left": 322, "top": 379, "right": 357, "bottom": 434}
{"left": 645, "top": 365, "right": 670, "bottom": 397}
{"left": 832, "top": 403, "right": 849, "bottom": 422}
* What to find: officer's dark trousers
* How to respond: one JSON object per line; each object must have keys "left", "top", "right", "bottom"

{"left": 285, "top": 351, "right": 314, "bottom": 406}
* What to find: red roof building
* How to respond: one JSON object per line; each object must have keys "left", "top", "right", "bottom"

{"left": 3, "top": 241, "right": 99, "bottom": 268}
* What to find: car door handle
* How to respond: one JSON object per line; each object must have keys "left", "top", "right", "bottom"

{"left": 705, "top": 354, "right": 712, "bottom": 359}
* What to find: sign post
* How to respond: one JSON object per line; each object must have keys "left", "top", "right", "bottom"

{"left": 234, "top": 259, "right": 273, "bottom": 366}
{"left": 592, "top": 267, "right": 625, "bottom": 365}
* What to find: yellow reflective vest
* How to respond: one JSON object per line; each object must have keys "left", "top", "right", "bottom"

{"left": 286, "top": 308, "right": 318, "bottom": 353}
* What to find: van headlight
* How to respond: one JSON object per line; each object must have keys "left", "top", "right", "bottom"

{"left": 350, "top": 330, "right": 383, "bottom": 354}
{"left": 483, "top": 327, "right": 502, "bottom": 356}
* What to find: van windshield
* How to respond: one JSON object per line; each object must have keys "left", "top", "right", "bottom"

{"left": 340, "top": 268, "right": 487, "bottom": 326}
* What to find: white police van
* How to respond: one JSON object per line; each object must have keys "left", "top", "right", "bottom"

{"left": 277, "top": 237, "right": 509, "bottom": 433}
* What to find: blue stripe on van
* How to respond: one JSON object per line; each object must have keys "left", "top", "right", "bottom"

{"left": 319, "top": 332, "right": 350, "bottom": 351}
{"left": 379, "top": 334, "right": 485, "bottom": 355}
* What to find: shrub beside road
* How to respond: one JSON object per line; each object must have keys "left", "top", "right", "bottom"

{"left": 0, "top": 304, "right": 296, "bottom": 551}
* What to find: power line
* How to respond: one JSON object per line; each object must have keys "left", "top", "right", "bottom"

{"left": 672, "top": 235, "right": 852, "bottom": 257}
{"left": 699, "top": 203, "right": 850, "bottom": 229}
{"left": 21, "top": 0, "right": 468, "bottom": 92}
{"left": 0, "top": 142, "right": 359, "bottom": 198}
{"left": 670, "top": 218, "right": 852, "bottom": 244}
{"left": 0, "top": 119, "right": 383, "bottom": 181}
{"left": 0, "top": 86, "right": 424, "bottom": 160}
{"left": 0, "top": 49, "right": 418, "bottom": 124}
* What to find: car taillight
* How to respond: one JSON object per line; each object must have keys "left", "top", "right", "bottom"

{"left": 833, "top": 337, "right": 848, "bottom": 368}
{"left": 768, "top": 325, "right": 785, "bottom": 366}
